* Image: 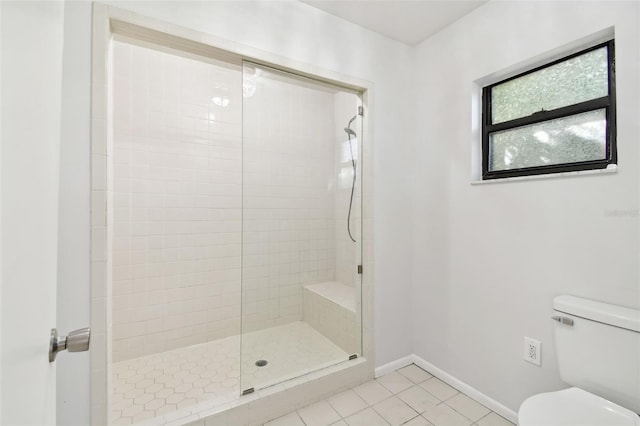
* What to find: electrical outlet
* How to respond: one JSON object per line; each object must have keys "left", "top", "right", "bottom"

{"left": 524, "top": 337, "right": 541, "bottom": 366}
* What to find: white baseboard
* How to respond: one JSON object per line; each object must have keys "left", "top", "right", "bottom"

{"left": 374, "top": 355, "right": 414, "bottom": 378}
{"left": 411, "top": 354, "right": 518, "bottom": 424}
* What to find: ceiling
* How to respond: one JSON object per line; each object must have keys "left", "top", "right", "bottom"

{"left": 300, "top": 0, "right": 488, "bottom": 46}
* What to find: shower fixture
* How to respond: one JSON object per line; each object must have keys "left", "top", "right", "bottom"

{"left": 344, "top": 127, "right": 357, "bottom": 137}
{"left": 344, "top": 113, "right": 358, "bottom": 243}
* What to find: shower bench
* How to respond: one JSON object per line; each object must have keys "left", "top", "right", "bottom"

{"left": 303, "top": 281, "right": 359, "bottom": 356}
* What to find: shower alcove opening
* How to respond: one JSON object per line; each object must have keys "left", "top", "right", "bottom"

{"left": 90, "top": 6, "right": 374, "bottom": 426}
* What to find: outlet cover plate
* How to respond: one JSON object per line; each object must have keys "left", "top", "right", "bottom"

{"left": 524, "top": 337, "right": 541, "bottom": 366}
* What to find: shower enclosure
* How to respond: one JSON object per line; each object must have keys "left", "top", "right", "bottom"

{"left": 108, "top": 36, "right": 364, "bottom": 424}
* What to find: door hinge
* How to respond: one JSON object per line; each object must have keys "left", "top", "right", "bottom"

{"left": 358, "top": 106, "right": 364, "bottom": 116}
{"left": 357, "top": 265, "right": 362, "bottom": 274}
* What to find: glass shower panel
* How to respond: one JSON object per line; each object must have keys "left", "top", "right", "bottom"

{"left": 240, "top": 62, "right": 363, "bottom": 393}
{"left": 110, "top": 39, "right": 244, "bottom": 422}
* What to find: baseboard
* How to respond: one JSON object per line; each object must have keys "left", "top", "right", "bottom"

{"left": 374, "top": 355, "right": 414, "bottom": 378}
{"left": 411, "top": 354, "right": 518, "bottom": 424}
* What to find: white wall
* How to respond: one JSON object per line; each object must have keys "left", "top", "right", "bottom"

{"left": 59, "top": 1, "right": 414, "bottom": 422}
{"left": 411, "top": 0, "right": 640, "bottom": 413}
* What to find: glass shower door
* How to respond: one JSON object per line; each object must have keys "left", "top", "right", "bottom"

{"left": 240, "top": 62, "right": 363, "bottom": 393}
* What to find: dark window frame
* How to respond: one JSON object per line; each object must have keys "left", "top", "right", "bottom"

{"left": 482, "top": 40, "right": 617, "bottom": 180}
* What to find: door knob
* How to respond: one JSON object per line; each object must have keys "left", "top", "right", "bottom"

{"left": 49, "top": 327, "right": 91, "bottom": 362}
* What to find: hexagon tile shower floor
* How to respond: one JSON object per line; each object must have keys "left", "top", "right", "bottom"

{"left": 111, "top": 322, "right": 347, "bottom": 424}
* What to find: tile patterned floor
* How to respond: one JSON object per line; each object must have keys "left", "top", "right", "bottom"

{"left": 112, "top": 322, "right": 349, "bottom": 425}
{"left": 263, "top": 364, "right": 516, "bottom": 426}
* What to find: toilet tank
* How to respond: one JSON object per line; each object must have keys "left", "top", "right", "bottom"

{"left": 553, "top": 295, "right": 640, "bottom": 413}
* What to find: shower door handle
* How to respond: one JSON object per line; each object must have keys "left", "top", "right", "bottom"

{"left": 49, "top": 327, "right": 91, "bottom": 362}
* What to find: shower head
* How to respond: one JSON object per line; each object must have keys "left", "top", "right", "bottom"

{"left": 344, "top": 113, "right": 357, "bottom": 137}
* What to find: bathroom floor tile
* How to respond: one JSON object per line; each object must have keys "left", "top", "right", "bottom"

{"left": 372, "top": 396, "right": 419, "bottom": 426}
{"left": 397, "top": 364, "right": 433, "bottom": 384}
{"left": 376, "top": 372, "right": 414, "bottom": 394}
{"left": 403, "top": 416, "right": 434, "bottom": 426}
{"left": 421, "top": 403, "right": 473, "bottom": 426}
{"left": 445, "top": 393, "right": 490, "bottom": 422}
{"left": 260, "top": 363, "right": 516, "bottom": 426}
{"left": 327, "top": 389, "right": 368, "bottom": 418}
{"left": 344, "top": 407, "right": 390, "bottom": 426}
{"left": 475, "top": 412, "right": 516, "bottom": 426}
{"left": 118, "top": 353, "right": 516, "bottom": 426}
{"left": 353, "top": 380, "right": 393, "bottom": 405}
{"left": 264, "top": 411, "right": 306, "bottom": 426}
{"left": 419, "top": 377, "right": 459, "bottom": 401}
{"left": 297, "top": 400, "right": 341, "bottom": 426}
{"left": 397, "top": 385, "right": 440, "bottom": 413}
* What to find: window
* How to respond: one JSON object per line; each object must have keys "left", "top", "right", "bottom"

{"left": 482, "top": 41, "right": 616, "bottom": 180}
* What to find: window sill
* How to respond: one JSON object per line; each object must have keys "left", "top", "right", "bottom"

{"left": 471, "top": 164, "right": 618, "bottom": 185}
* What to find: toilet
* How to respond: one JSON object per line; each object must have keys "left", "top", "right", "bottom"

{"left": 518, "top": 295, "right": 640, "bottom": 426}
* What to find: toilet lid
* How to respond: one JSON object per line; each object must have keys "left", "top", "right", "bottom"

{"left": 519, "top": 387, "right": 640, "bottom": 426}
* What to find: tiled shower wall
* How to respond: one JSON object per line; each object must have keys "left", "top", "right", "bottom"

{"left": 111, "top": 41, "right": 244, "bottom": 362}
{"left": 112, "top": 42, "right": 358, "bottom": 361}
{"left": 240, "top": 66, "right": 338, "bottom": 332}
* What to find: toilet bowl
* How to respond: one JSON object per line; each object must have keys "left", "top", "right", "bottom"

{"left": 517, "top": 296, "right": 640, "bottom": 426}
{"left": 519, "top": 387, "right": 640, "bottom": 426}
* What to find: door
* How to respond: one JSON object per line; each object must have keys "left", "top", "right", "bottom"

{"left": 1, "top": 2, "right": 65, "bottom": 424}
